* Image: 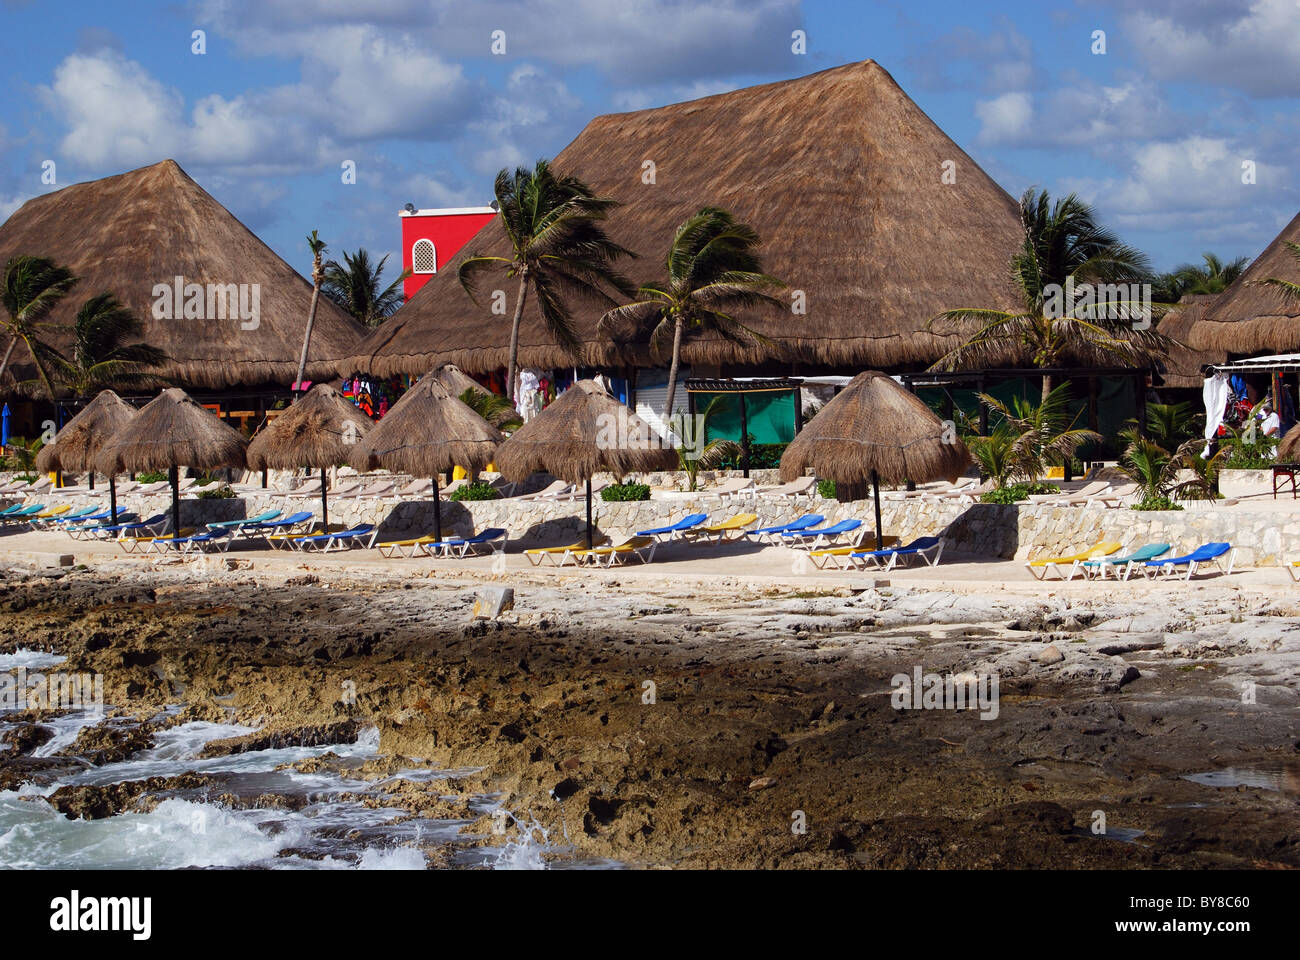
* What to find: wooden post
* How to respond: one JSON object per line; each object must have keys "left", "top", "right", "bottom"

{"left": 168, "top": 466, "right": 181, "bottom": 546}
{"left": 320, "top": 467, "right": 329, "bottom": 533}
{"left": 585, "top": 476, "right": 594, "bottom": 550}
{"left": 431, "top": 473, "right": 442, "bottom": 543}
{"left": 738, "top": 392, "right": 750, "bottom": 479}
{"left": 872, "top": 470, "right": 883, "bottom": 552}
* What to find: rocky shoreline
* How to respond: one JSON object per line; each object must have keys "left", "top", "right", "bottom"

{"left": 1, "top": 561, "right": 1298, "bottom": 868}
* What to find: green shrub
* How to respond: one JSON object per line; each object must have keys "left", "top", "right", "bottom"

{"left": 196, "top": 484, "right": 236, "bottom": 499}
{"left": 1222, "top": 438, "right": 1278, "bottom": 469}
{"left": 1131, "top": 495, "right": 1183, "bottom": 511}
{"left": 601, "top": 482, "right": 650, "bottom": 502}
{"left": 714, "top": 440, "right": 787, "bottom": 470}
{"left": 137, "top": 470, "right": 169, "bottom": 484}
{"left": 11, "top": 473, "right": 37, "bottom": 484}
{"left": 817, "top": 479, "right": 836, "bottom": 499}
{"left": 979, "top": 481, "right": 1060, "bottom": 504}
{"left": 449, "top": 481, "right": 499, "bottom": 501}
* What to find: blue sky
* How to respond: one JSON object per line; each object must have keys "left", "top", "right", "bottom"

{"left": 1, "top": 0, "right": 1297, "bottom": 283}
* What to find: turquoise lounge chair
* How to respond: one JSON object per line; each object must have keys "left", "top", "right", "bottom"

{"left": 1074, "top": 542, "right": 1170, "bottom": 581}
{"left": 0, "top": 503, "right": 45, "bottom": 522}
{"left": 206, "top": 509, "right": 282, "bottom": 532}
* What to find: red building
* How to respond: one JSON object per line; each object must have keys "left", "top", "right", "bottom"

{"left": 399, "top": 205, "right": 497, "bottom": 299}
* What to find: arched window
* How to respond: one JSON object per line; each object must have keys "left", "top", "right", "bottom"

{"left": 412, "top": 239, "right": 437, "bottom": 274}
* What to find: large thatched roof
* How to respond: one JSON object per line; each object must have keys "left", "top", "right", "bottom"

{"left": 1279, "top": 422, "right": 1300, "bottom": 462}
{"left": 1157, "top": 294, "right": 1222, "bottom": 389}
{"left": 349, "top": 374, "right": 502, "bottom": 477}
{"left": 779, "top": 370, "right": 970, "bottom": 484}
{"left": 495, "top": 380, "right": 678, "bottom": 484}
{"left": 1186, "top": 210, "right": 1300, "bottom": 354}
{"left": 0, "top": 159, "right": 367, "bottom": 389}
{"left": 96, "top": 387, "right": 248, "bottom": 474}
{"left": 344, "top": 60, "right": 1024, "bottom": 378}
{"left": 247, "top": 384, "right": 374, "bottom": 470}
{"left": 34, "top": 389, "right": 138, "bottom": 474}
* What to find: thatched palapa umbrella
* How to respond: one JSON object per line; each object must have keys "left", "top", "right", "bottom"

{"left": 349, "top": 374, "right": 502, "bottom": 543}
{"left": 495, "top": 380, "right": 678, "bottom": 548}
{"left": 246, "top": 384, "right": 373, "bottom": 532}
{"left": 35, "top": 390, "right": 138, "bottom": 522}
{"left": 779, "top": 371, "right": 971, "bottom": 550}
{"left": 96, "top": 387, "right": 248, "bottom": 541}
{"left": 1278, "top": 424, "right": 1300, "bottom": 462}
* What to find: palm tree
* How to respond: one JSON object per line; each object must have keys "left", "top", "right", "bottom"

{"left": 930, "top": 188, "right": 1168, "bottom": 402}
{"left": 458, "top": 159, "right": 634, "bottom": 401}
{"left": 48, "top": 293, "right": 167, "bottom": 397}
{"left": 1118, "top": 428, "right": 1182, "bottom": 503}
{"left": 322, "top": 248, "right": 410, "bottom": 327}
{"left": 293, "top": 230, "right": 327, "bottom": 397}
{"left": 677, "top": 393, "right": 742, "bottom": 492}
{"left": 976, "top": 384, "right": 1101, "bottom": 484}
{"left": 598, "top": 207, "right": 784, "bottom": 419}
{"left": 1248, "top": 241, "right": 1300, "bottom": 306}
{"left": 1, "top": 255, "right": 77, "bottom": 400}
{"left": 458, "top": 387, "right": 522, "bottom": 430}
{"left": 1169, "top": 252, "right": 1249, "bottom": 296}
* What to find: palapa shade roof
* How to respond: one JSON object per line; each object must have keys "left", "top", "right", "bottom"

{"left": 1279, "top": 423, "right": 1300, "bottom": 462}
{"left": 1186, "top": 210, "right": 1300, "bottom": 354}
{"left": 35, "top": 389, "right": 138, "bottom": 474}
{"left": 433, "top": 363, "right": 489, "bottom": 398}
{"left": 96, "top": 387, "right": 247, "bottom": 475}
{"left": 779, "top": 371, "right": 971, "bottom": 485}
{"left": 1156, "top": 294, "right": 1223, "bottom": 389}
{"left": 348, "top": 374, "right": 502, "bottom": 477}
{"left": 343, "top": 60, "right": 1024, "bottom": 378}
{"left": 0, "top": 159, "right": 366, "bottom": 389}
{"left": 495, "top": 380, "right": 678, "bottom": 485}
{"left": 246, "top": 384, "right": 374, "bottom": 470}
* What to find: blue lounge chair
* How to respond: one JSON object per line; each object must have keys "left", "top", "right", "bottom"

{"left": 849, "top": 536, "right": 944, "bottom": 571}
{"left": 744, "top": 514, "right": 825, "bottom": 544}
{"left": 68, "top": 512, "right": 142, "bottom": 539}
{"left": 1144, "top": 542, "right": 1236, "bottom": 580}
{"left": 781, "top": 518, "right": 862, "bottom": 549}
{"left": 206, "top": 509, "right": 281, "bottom": 532}
{"left": 424, "top": 527, "right": 509, "bottom": 558}
{"left": 242, "top": 511, "right": 315, "bottom": 546}
{"left": 154, "top": 528, "right": 234, "bottom": 555}
{"left": 636, "top": 513, "right": 708, "bottom": 542}
{"left": 1075, "top": 542, "right": 1170, "bottom": 581}
{"left": 291, "top": 524, "right": 378, "bottom": 552}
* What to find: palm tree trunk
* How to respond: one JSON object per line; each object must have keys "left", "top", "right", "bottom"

{"left": 1041, "top": 372, "right": 1052, "bottom": 405}
{"left": 24, "top": 336, "right": 59, "bottom": 402}
{"left": 506, "top": 271, "right": 529, "bottom": 401}
{"left": 0, "top": 337, "right": 16, "bottom": 386}
{"left": 663, "top": 317, "right": 685, "bottom": 424}
{"left": 294, "top": 284, "right": 321, "bottom": 398}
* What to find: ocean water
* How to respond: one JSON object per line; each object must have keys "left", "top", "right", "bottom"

{"left": 0, "top": 712, "right": 620, "bottom": 870}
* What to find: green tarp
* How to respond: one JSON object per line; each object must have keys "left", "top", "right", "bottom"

{"left": 694, "top": 390, "right": 797, "bottom": 445}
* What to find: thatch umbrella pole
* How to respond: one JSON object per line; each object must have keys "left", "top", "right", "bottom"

{"left": 431, "top": 474, "right": 442, "bottom": 543}
{"left": 871, "top": 469, "right": 883, "bottom": 551}
{"left": 585, "top": 476, "right": 593, "bottom": 550}
{"left": 320, "top": 467, "right": 329, "bottom": 532}
{"left": 168, "top": 466, "right": 181, "bottom": 545}
{"left": 108, "top": 477, "right": 118, "bottom": 524}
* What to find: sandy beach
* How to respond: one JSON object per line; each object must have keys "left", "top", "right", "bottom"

{"left": 2, "top": 537, "right": 1298, "bottom": 868}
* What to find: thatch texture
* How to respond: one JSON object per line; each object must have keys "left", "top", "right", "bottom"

{"left": 433, "top": 363, "right": 489, "bottom": 398}
{"left": 495, "top": 380, "right": 678, "bottom": 485}
{"left": 1157, "top": 294, "right": 1222, "bottom": 389}
{"left": 246, "top": 384, "right": 373, "bottom": 470}
{"left": 0, "top": 159, "right": 367, "bottom": 389}
{"left": 348, "top": 374, "right": 502, "bottom": 477}
{"left": 343, "top": 60, "right": 1024, "bottom": 378}
{"left": 779, "top": 371, "right": 971, "bottom": 484}
{"left": 1279, "top": 424, "right": 1300, "bottom": 462}
{"left": 96, "top": 387, "right": 248, "bottom": 475}
{"left": 35, "top": 390, "right": 138, "bottom": 473}
{"left": 1188, "top": 210, "right": 1300, "bottom": 353}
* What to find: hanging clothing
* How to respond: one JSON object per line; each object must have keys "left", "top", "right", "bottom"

{"left": 1202, "top": 372, "right": 1229, "bottom": 458}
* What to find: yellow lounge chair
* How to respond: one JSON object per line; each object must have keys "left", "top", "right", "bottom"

{"left": 1288, "top": 560, "right": 1300, "bottom": 582}
{"left": 809, "top": 535, "right": 899, "bottom": 569}
{"left": 524, "top": 534, "right": 610, "bottom": 566}
{"left": 571, "top": 535, "right": 657, "bottom": 567}
{"left": 682, "top": 513, "right": 759, "bottom": 544}
{"left": 116, "top": 529, "right": 196, "bottom": 554}
{"left": 377, "top": 534, "right": 441, "bottom": 558}
{"left": 1025, "top": 541, "right": 1121, "bottom": 580}
{"left": 33, "top": 504, "right": 72, "bottom": 520}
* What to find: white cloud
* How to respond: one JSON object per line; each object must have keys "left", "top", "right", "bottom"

{"left": 465, "top": 63, "right": 583, "bottom": 176}
{"left": 1127, "top": 0, "right": 1300, "bottom": 97}
{"left": 974, "top": 92, "right": 1033, "bottom": 144}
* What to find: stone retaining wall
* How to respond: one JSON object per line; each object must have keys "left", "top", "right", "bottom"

{"left": 8, "top": 485, "right": 1297, "bottom": 566}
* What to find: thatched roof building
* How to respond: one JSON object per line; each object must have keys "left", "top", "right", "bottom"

{"left": 344, "top": 60, "right": 1024, "bottom": 379}
{"left": 1156, "top": 294, "right": 1223, "bottom": 389}
{"left": 1184, "top": 210, "right": 1300, "bottom": 355}
{"left": 0, "top": 159, "right": 366, "bottom": 390}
